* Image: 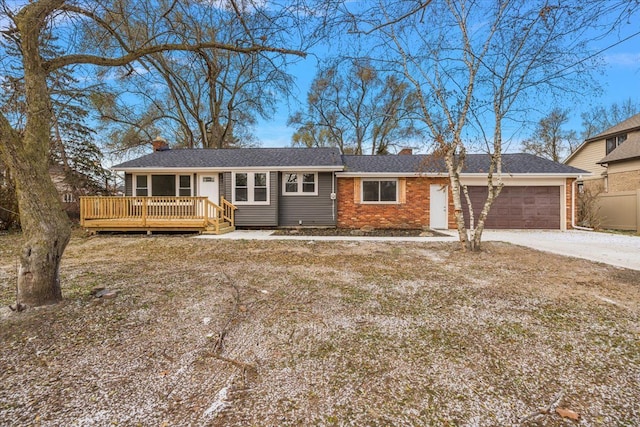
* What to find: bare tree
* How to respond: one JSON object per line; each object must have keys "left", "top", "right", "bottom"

{"left": 522, "top": 108, "right": 579, "bottom": 162}
{"left": 580, "top": 98, "right": 640, "bottom": 140}
{"left": 0, "top": 0, "right": 309, "bottom": 307}
{"left": 351, "top": 0, "right": 634, "bottom": 250}
{"left": 288, "top": 59, "right": 420, "bottom": 154}
{"left": 96, "top": 2, "right": 294, "bottom": 150}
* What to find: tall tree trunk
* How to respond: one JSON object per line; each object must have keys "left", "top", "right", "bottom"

{"left": 8, "top": 1, "right": 71, "bottom": 306}
{"left": 9, "top": 149, "right": 71, "bottom": 306}
{"left": 471, "top": 115, "right": 504, "bottom": 251}
{"left": 445, "top": 150, "right": 469, "bottom": 251}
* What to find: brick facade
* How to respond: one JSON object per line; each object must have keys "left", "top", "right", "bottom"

{"left": 339, "top": 176, "right": 573, "bottom": 231}
{"left": 337, "top": 177, "right": 455, "bottom": 229}
{"left": 608, "top": 170, "right": 640, "bottom": 192}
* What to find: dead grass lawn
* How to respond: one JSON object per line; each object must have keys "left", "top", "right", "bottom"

{"left": 0, "top": 232, "right": 639, "bottom": 426}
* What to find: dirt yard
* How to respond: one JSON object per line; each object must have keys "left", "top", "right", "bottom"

{"left": 1, "top": 232, "right": 639, "bottom": 426}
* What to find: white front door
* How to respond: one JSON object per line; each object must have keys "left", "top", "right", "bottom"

{"left": 199, "top": 174, "right": 220, "bottom": 211}
{"left": 430, "top": 184, "right": 448, "bottom": 229}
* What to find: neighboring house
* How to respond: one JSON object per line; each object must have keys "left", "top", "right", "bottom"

{"left": 105, "top": 143, "right": 585, "bottom": 232}
{"left": 565, "top": 112, "right": 640, "bottom": 192}
{"left": 0, "top": 162, "right": 108, "bottom": 227}
{"left": 50, "top": 164, "right": 111, "bottom": 219}
{"left": 596, "top": 132, "right": 640, "bottom": 192}
{"left": 565, "top": 113, "right": 640, "bottom": 231}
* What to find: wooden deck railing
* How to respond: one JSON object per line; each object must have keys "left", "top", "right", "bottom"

{"left": 221, "top": 197, "right": 236, "bottom": 225}
{"left": 80, "top": 196, "right": 236, "bottom": 231}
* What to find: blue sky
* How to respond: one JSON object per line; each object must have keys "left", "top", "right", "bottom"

{"left": 255, "top": 15, "right": 640, "bottom": 151}
{"left": 1, "top": 1, "right": 638, "bottom": 154}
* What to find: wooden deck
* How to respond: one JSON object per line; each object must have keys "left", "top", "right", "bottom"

{"left": 79, "top": 196, "right": 236, "bottom": 234}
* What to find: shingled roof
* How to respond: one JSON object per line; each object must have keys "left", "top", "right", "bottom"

{"left": 597, "top": 133, "right": 640, "bottom": 164}
{"left": 341, "top": 153, "right": 587, "bottom": 175}
{"left": 113, "top": 147, "right": 586, "bottom": 175}
{"left": 113, "top": 147, "right": 343, "bottom": 169}
{"left": 587, "top": 112, "right": 640, "bottom": 142}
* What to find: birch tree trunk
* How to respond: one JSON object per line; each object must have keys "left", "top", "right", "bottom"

{"left": 445, "top": 150, "right": 469, "bottom": 250}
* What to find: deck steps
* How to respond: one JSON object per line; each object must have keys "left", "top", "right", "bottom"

{"left": 202, "top": 221, "right": 235, "bottom": 235}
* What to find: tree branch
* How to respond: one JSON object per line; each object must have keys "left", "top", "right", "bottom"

{"left": 45, "top": 42, "right": 305, "bottom": 71}
{"left": 58, "top": 3, "right": 133, "bottom": 56}
{"left": 355, "top": 1, "right": 433, "bottom": 35}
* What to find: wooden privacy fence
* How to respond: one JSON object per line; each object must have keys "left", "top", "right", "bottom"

{"left": 79, "top": 196, "right": 235, "bottom": 231}
{"left": 597, "top": 189, "right": 640, "bottom": 232}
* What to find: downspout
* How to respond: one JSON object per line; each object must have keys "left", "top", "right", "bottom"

{"left": 571, "top": 176, "right": 594, "bottom": 231}
{"left": 332, "top": 172, "right": 336, "bottom": 222}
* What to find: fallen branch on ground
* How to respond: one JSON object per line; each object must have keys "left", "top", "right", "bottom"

{"left": 519, "top": 391, "right": 564, "bottom": 424}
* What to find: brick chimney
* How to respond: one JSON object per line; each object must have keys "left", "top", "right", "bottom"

{"left": 152, "top": 136, "right": 169, "bottom": 152}
{"left": 398, "top": 148, "right": 413, "bottom": 155}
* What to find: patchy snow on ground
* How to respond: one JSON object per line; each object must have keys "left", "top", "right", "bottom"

{"left": 1, "top": 234, "right": 638, "bottom": 426}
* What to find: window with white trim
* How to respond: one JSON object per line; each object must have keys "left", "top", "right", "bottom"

{"left": 233, "top": 172, "right": 269, "bottom": 204}
{"left": 362, "top": 179, "right": 398, "bottom": 203}
{"left": 134, "top": 174, "right": 191, "bottom": 196}
{"left": 235, "top": 173, "right": 248, "bottom": 201}
{"left": 135, "top": 175, "right": 148, "bottom": 196}
{"left": 179, "top": 175, "right": 192, "bottom": 196}
{"left": 254, "top": 173, "right": 268, "bottom": 202}
{"left": 283, "top": 172, "right": 318, "bottom": 195}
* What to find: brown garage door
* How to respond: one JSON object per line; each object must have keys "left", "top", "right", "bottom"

{"left": 462, "top": 186, "right": 560, "bottom": 229}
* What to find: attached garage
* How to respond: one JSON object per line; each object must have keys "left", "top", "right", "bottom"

{"left": 463, "top": 186, "right": 561, "bottom": 229}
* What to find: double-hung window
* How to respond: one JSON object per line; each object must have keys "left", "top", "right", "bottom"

{"left": 135, "top": 175, "right": 148, "bottom": 196}
{"left": 283, "top": 172, "right": 317, "bottom": 195}
{"left": 233, "top": 172, "right": 269, "bottom": 204}
{"left": 235, "top": 173, "right": 248, "bottom": 201}
{"left": 362, "top": 179, "right": 398, "bottom": 203}
{"left": 178, "top": 175, "right": 192, "bottom": 196}
{"left": 254, "top": 173, "right": 268, "bottom": 202}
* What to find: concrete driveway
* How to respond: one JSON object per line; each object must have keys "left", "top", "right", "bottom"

{"left": 481, "top": 230, "right": 640, "bottom": 271}
{"left": 198, "top": 229, "right": 640, "bottom": 271}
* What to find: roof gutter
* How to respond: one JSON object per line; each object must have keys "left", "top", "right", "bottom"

{"left": 335, "top": 172, "right": 447, "bottom": 178}
{"left": 112, "top": 166, "right": 345, "bottom": 173}
{"left": 336, "top": 172, "right": 588, "bottom": 178}
{"left": 584, "top": 124, "right": 640, "bottom": 144}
